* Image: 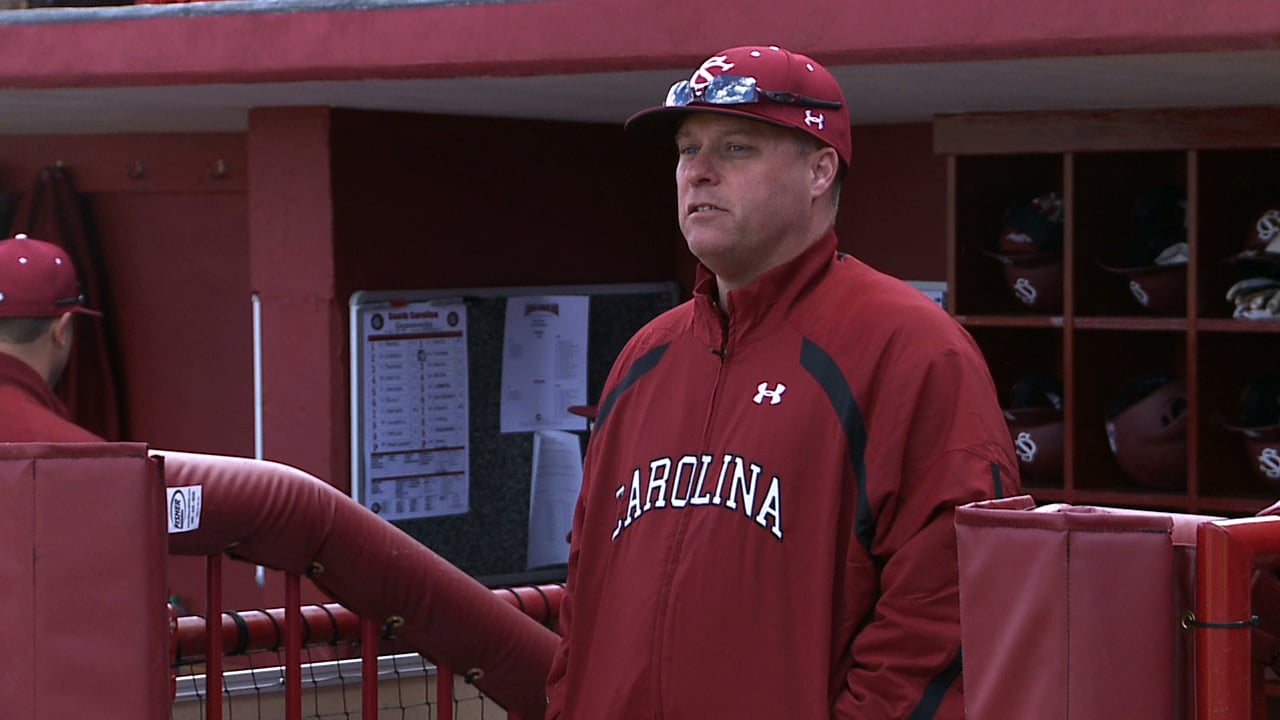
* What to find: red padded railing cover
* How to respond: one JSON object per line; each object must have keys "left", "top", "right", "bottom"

{"left": 0, "top": 443, "right": 169, "bottom": 720}
{"left": 956, "top": 495, "right": 1221, "bottom": 720}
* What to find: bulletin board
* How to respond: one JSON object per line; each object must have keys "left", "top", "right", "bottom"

{"left": 349, "top": 282, "right": 680, "bottom": 586}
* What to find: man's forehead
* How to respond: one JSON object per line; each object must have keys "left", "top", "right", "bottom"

{"left": 673, "top": 112, "right": 785, "bottom": 141}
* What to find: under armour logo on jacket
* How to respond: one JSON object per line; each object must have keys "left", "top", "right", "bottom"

{"left": 754, "top": 382, "right": 786, "bottom": 405}
{"left": 804, "top": 110, "right": 825, "bottom": 130}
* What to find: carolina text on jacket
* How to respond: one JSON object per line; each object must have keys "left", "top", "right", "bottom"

{"left": 611, "top": 453, "right": 783, "bottom": 542}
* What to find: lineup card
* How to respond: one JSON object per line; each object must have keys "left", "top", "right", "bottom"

{"left": 355, "top": 299, "right": 470, "bottom": 521}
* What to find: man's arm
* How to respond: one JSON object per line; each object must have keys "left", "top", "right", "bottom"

{"left": 832, "top": 330, "right": 1018, "bottom": 718}
{"left": 831, "top": 450, "right": 1004, "bottom": 718}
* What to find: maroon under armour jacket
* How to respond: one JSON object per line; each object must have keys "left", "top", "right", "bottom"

{"left": 546, "top": 230, "right": 1019, "bottom": 719}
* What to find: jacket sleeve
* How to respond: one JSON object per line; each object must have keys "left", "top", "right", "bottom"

{"left": 831, "top": 336, "right": 1019, "bottom": 718}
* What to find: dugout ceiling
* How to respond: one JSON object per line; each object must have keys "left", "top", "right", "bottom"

{"left": 0, "top": 0, "right": 1277, "bottom": 135}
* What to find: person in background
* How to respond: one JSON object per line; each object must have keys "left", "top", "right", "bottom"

{"left": 0, "top": 233, "right": 103, "bottom": 441}
{"left": 545, "top": 46, "right": 1020, "bottom": 718}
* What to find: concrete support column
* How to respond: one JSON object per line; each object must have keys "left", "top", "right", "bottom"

{"left": 247, "top": 106, "right": 347, "bottom": 490}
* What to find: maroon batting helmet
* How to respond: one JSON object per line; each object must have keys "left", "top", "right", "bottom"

{"left": 1105, "top": 373, "right": 1188, "bottom": 489}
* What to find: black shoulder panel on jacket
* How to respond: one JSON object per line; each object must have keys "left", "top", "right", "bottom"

{"left": 798, "top": 337, "right": 873, "bottom": 553}
{"left": 596, "top": 343, "right": 669, "bottom": 432}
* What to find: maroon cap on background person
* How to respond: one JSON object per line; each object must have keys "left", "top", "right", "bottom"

{"left": 0, "top": 234, "right": 101, "bottom": 318}
{"left": 625, "top": 45, "right": 852, "bottom": 169}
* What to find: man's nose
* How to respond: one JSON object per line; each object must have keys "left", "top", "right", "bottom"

{"left": 680, "top": 152, "right": 718, "bottom": 184}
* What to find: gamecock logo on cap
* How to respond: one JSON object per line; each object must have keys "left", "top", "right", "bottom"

{"left": 690, "top": 55, "right": 734, "bottom": 93}
{"left": 1260, "top": 448, "right": 1280, "bottom": 481}
{"left": 1256, "top": 209, "right": 1280, "bottom": 244}
{"left": 1015, "top": 432, "right": 1039, "bottom": 463}
{"left": 1013, "top": 278, "right": 1039, "bottom": 306}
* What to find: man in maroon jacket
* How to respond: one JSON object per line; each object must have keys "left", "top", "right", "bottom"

{"left": 0, "top": 233, "right": 103, "bottom": 441}
{"left": 545, "top": 46, "right": 1019, "bottom": 718}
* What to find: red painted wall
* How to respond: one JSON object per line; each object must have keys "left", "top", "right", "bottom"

{"left": 329, "top": 110, "right": 682, "bottom": 299}
{"left": 0, "top": 135, "right": 254, "bottom": 455}
{"left": 841, "top": 123, "right": 948, "bottom": 281}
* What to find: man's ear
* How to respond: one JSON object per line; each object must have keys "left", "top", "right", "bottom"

{"left": 50, "top": 312, "right": 75, "bottom": 348}
{"left": 810, "top": 147, "right": 840, "bottom": 197}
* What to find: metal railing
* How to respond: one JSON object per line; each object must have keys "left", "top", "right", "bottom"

{"left": 173, "top": 554, "right": 564, "bottom": 719}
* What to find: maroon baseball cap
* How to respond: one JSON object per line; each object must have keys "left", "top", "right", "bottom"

{"left": 0, "top": 234, "right": 100, "bottom": 318}
{"left": 625, "top": 45, "right": 852, "bottom": 168}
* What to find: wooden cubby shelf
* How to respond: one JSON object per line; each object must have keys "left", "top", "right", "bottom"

{"left": 937, "top": 107, "right": 1280, "bottom": 519}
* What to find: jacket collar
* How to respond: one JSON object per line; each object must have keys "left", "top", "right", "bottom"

{"left": 692, "top": 229, "right": 839, "bottom": 347}
{"left": 0, "top": 351, "right": 73, "bottom": 419}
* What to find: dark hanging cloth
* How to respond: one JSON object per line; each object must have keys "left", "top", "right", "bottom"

{"left": 11, "top": 166, "right": 126, "bottom": 441}
{"left": 0, "top": 192, "right": 16, "bottom": 237}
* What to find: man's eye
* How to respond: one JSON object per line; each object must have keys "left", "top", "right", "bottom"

{"left": 677, "top": 145, "right": 698, "bottom": 156}
{"left": 727, "top": 143, "right": 749, "bottom": 153}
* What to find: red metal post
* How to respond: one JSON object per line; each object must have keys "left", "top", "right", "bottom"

{"left": 361, "top": 616, "right": 379, "bottom": 720}
{"left": 285, "top": 573, "right": 302, "bottom": 720}
{"left": 438, "top": 662, "right": 453, "bottom": 720}
{"left": 1196, "top": 516, "right": 1280, "bottom": 720}
{"left": 206, "top": 554, "right": 223, "bottom": 720}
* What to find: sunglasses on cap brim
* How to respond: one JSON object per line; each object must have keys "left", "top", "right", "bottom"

{"left": 664, "top": 73, "right": 843, "bottom": 111}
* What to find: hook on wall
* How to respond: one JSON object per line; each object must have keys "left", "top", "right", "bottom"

{"left": 127, "top": 160, "right": 145, "bottom": 179}
{"left": 209, "top": 159, "right": 228, "bottom": 179}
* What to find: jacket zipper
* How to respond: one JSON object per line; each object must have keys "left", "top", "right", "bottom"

{"left": 651, "top": 299, "right": 732, "bottom": 717}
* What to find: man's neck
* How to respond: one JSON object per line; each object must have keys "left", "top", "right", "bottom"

{"left": 712, "top": 222, "right": 834, "bottom": 311}
{"left": 0, "top": 342, "right": 54, "bottom": 387}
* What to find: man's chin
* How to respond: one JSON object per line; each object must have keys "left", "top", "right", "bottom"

{"left": 684, "top": 230, "right": 734, "bottom": 258}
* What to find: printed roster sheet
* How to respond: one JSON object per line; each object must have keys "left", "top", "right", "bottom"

{"left": 500, "top": 295, "right": 590, "bottom": 433}
{"left": 355, "top": 300, "right": 471, "bottom": 521}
